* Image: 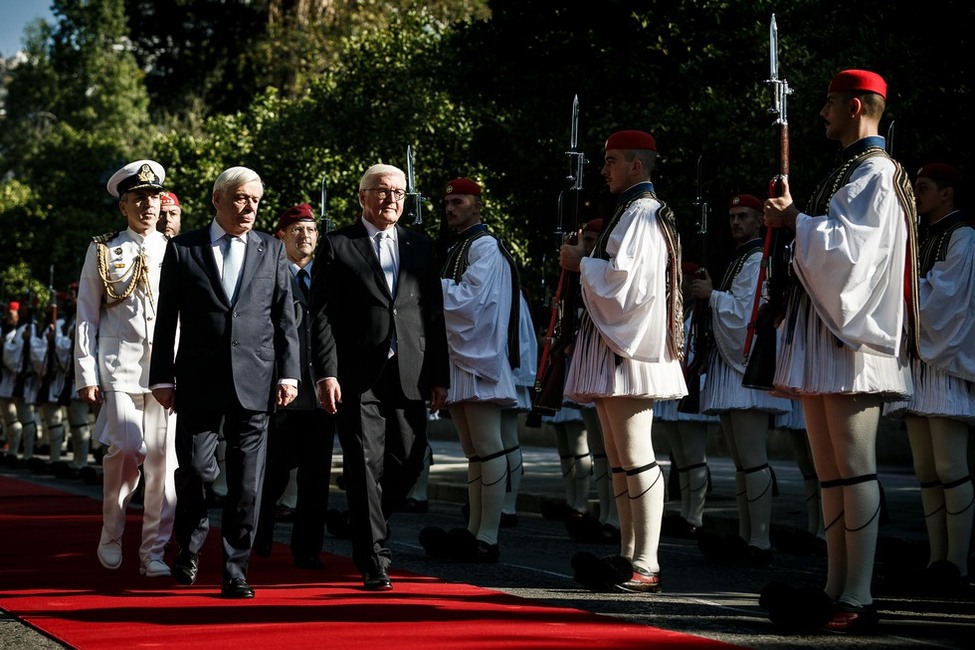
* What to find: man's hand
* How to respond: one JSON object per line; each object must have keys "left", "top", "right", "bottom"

{"left": 428, "top": 385, "right": 448, "bottom": 414}
{"left": 317, "top": 377, "right": 341, "bottom": 415}
{"left": 559, "top": 236, "right": 585, "bottom": 273}
{"left": 764, "top": 178, "right": 799, "bottom": 231}
{"left": 152, "top": 386, "right": 175, "bottom": 410}
{"left": 79, "top": 385, "right": 103, "bottom": 408}
{"left": 689, "top": 268, "right": 713, "bottom": 301}
{"left": 276, "top": 383, "right": 297, "bottom": 407}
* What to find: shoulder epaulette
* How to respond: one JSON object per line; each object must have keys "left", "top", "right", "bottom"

{"left": 92, "top": 231, "right": 118, "bottom": 245}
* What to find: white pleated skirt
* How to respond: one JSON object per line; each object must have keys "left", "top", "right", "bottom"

{"left": 653, "top": 397, "right": 719, "bottom": 423}
{"left": 885, "top": 358, "right": 975, "bottom": 424}
{"left": 447, "top": 364, "right": 518, "bottom": 408}
{"left": 701, "top": 352, "right": 790, "bottom": 415}
{"left": 773, "top": 291, "right": 910, "bottom": 400}
{"left": 564, "top": 316, "right": 687, "bottom": 403}
{"left": 542, "top": 405, "right": 585, "bottom": 424}
{"left": 774, "top": 402, "right": 806, "bottom": 431}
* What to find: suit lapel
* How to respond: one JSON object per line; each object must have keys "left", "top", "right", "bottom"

{"left": 237, "top": 234, "right": 265, "bottom": 299}
{"left": 352, "top": 222, "right": 391, "bottom": 299}
{"left": 189, "top": 229, "right": 229, "bottom": 305}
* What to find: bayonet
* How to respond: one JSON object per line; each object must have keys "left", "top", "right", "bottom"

{"left": 320, "top": 174, "right": 331, "bottom": 233}
{"left": 565, "top": 94, "right": 585, "bottom": 194}
{"left": 693, "top": 155, "right": 708, "bottom": 239}
{"left": 405, "top": 144, "right": 423, "bottom": 226}
{"left": 767, "top": 13, "right": 792, "bottom": 192}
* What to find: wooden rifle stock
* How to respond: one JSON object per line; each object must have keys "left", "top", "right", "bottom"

{"left": 527, "top": 235, "right": 580, "bottom": 427}
{"left": 741, "top": 227, "right": 780, "bottom": 391}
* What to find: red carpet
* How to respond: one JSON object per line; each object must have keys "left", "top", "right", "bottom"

{"left": 0, "top": 476, "right": 736, "bottom": 649}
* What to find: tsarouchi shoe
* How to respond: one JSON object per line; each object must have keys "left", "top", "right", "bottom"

{"left": 97, "top": 528, "right": 122, "bottom": 570}
{"left": 823, "top": 601, "right": 879, "bottom": 635}
{"left": 571, "top": 552, "right": 634, "bottom": 593}
{"left": 614, "top": 566, "right": 662, "bottom": 593}
{"left": 140, "top": 559, "right": 171, "bottom": 577}
{"left": 760, "top": 581, "right": 835, "bottom": 632}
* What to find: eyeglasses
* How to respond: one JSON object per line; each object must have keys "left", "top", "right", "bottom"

{"left": 287, "top": 225, "right": 318, "bottom": 236}
{"left": 364, "top": 187, "right": 408, "bottom": 201}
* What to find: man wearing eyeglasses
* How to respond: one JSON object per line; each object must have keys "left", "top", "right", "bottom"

{"left": 309, "top": 163, "right": 449, "bottom": 591}
{"left": 254, "top": 204, "right": 336, "bottom": 570}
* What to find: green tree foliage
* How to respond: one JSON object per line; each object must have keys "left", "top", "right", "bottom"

{"left": 1, "top": 0, "right": 970, "bottom": 311}
{"left": 0, "top": 0, "right": 151, "bottom": 298}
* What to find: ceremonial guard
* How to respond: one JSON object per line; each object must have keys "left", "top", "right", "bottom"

{"left": 886, "top": 162, "right": 974, "bottom": 594}
{"left": 562, "top": 130, "right": 687, "bottom": 593}
{"left": 0, "top": 300, "right": 38, "bottom": 464}
{"left": 76, "top": 160, "right": 176, "bottom": 577}
{"left": 419, "top": 177, "right": 521, "bottom": 563}
{"left": 761, "top": 70, "right": 918, "bottom": 633}
{"left": 692, "top": 193, "right": 790, "bottom": 565}
{"left": 33, "top": 293, "right": 72, "bottom": 466}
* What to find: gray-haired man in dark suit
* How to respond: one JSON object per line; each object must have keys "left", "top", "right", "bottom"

{"left": 150, "top": 166, "right": 299, "bottom": 599}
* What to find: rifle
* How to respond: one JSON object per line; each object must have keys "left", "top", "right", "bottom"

{"left": 742, "top": 13, "right": 794, "bottom": 390}
{"left": 320, "top": 174, "right": 331, "bottom": 233}
{"left": 405, "top": 144, "right": 424, "bottom": 226}
{"left": 12, "top": 287, "right": 34, "bottom": 400}
{"left": 37, "top": 265, "right": 59, "bottom": 404}
{"left": 526, "top": 95, "right": 586, "bottom": 426}
{"left": 677, "top": 155, "right": 710, "bottom": 413}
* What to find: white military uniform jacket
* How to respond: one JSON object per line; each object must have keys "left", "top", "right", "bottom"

{"left": 74, "top": 227, "right": 167, "bottom": 394}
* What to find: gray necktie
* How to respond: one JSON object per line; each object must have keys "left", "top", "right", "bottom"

{"left": 221, "top": 234, "right": 243, "bottom": 302}
{"left": 375, "top": 231, "right": 396, "bottom": 296}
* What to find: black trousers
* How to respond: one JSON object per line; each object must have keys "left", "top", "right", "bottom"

{"left": 335, "top": 355, "right": 428, "bottom": 575}
{"left": 255, "top": 407, "right": 335, "bottom": 560}
{"left": 173, "top": 404, "right": 268, "bottom": 584}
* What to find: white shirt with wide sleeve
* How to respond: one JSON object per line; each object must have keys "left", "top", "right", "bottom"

{"left": 441, "top": 234, "right": 517, "bottom": 406}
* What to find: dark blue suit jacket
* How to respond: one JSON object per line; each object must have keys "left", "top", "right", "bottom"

{"left": 150, "top": 225, "right": 300, "bottom": 412}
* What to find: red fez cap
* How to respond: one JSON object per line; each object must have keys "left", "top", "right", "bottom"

{"left": 160, "top": 191, "right": 180, "bottom": 207}
{"left": 276, "top": 203, "right": 316, "bottom": 232}
{"left": 729, "top": 194, "right": 763, "bottom": 212}
{"left": 583, "top": 218, "right": 604, "bottom": 233}
{"left": 917, "top": 162, "right": 963, "bottom": 187}
{"left": 8, "top": 301, "right": 19, "bottom": 312}
{"left": 828, "top": 69, "right": 887, "bottom": 99}
{"left": 444, "top": 177, "right": 481, "bottom": 196}
{"left": 605, "top": 130, "right": 656, "bottom": 151}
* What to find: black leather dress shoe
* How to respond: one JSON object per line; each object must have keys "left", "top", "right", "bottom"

{"left": 221, "top": 577, "right": 255, "bottom": 599}
{"left": 363, "top": 569, "right": 392, "bottom": 590}
{"left": 173, "top": 550, "right": 200, "bottom": 585}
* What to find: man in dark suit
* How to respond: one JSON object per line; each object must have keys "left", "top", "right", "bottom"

{"left": 254, "top": 203, "right": 335, "bottom": 569}
{"left": 150, "top": 166, "right": 300, "bottom": 599}
{"left": 310, "top": 163, "right": 449, "bottom": 590}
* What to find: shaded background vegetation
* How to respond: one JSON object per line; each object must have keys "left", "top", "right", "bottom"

{"left": 1, "top": 0, "right": 971, "bottom": 316}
